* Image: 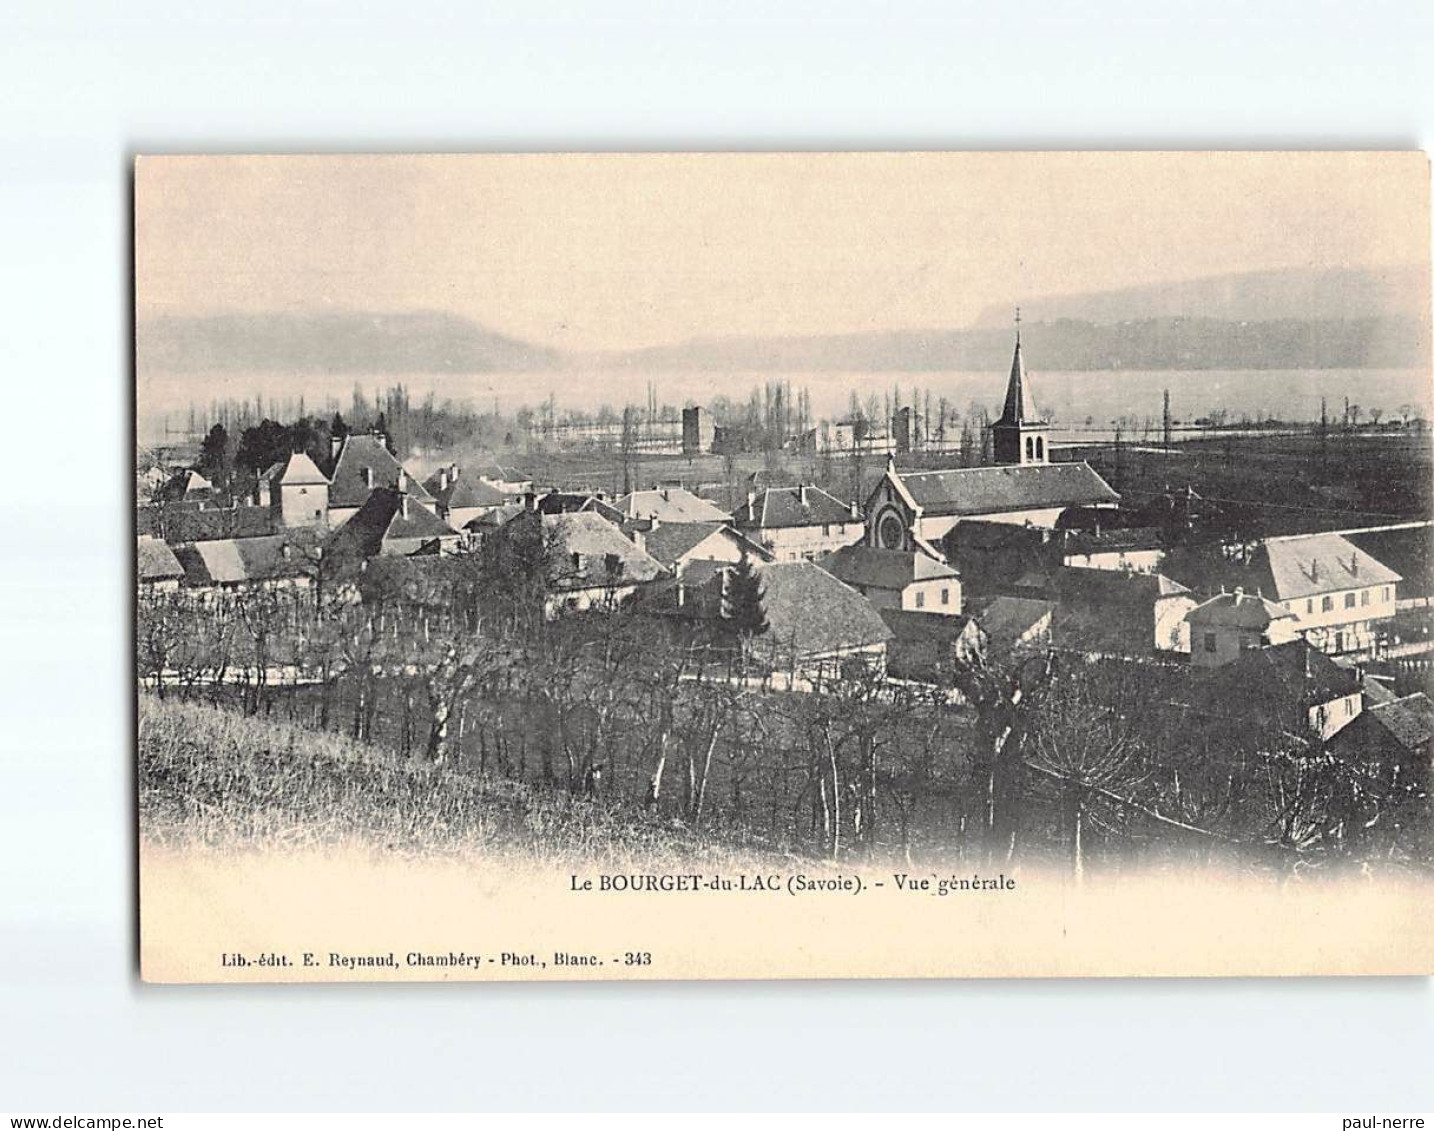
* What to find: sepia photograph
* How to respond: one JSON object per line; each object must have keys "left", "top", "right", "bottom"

{"left": 134, "top": 151, "right": 1433, "bottom": 982}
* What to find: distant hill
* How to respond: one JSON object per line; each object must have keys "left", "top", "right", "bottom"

{"left": 601, "top": 315, "right": 1429, "bottom": 372}
{"left": 139, "top": 310, "right": 562, "bottom": 375}
{"left": 973, "top": 265, "right": 1429, "bottom": 327}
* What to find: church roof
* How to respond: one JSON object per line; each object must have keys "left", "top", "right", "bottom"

{"left": 896, "top": 462, "right": 1119, "bottom": 518}
{"left": 996, "top": 337, "right": 1043, "bottom": 426}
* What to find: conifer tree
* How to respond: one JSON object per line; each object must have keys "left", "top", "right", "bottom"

{"left": 725, "top": 552, "right": 768, "bottom": 639}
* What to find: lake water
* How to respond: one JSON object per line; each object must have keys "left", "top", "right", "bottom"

{"left": 138, "top": 365, "right": 1432, "bottom": 444}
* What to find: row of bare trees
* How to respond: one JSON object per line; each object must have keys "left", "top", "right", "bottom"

{"left": 138, "top": 536, "right": 1431, "bottom": 873}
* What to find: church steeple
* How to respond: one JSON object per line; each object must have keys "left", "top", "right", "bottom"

{"left": 991, "top": 308, "right": 1050, "bottom": 465}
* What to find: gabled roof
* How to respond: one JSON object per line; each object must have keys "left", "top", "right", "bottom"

{"left": 536, "top": 492, "right": 625, "bottom": 524}
{"left": 464, "top": 502, "right": 527, "bottom": 530}
{"left": 326, "top": 488, "right": 458, "bottom": 559}
{"left": 895, "top": 462, "right": 1119, "bottom": 518}
{"left": 820, "top": 543, "right": 957, "bottom": 591}
{"left": 540, "top": 511, "right": 666, "bottom": 589}
{"left": 328, "top": 434, "right": 433, "bottom": 508}
{"left": 878, "top": 607, "right": 978, "bottom": 644}
{"left": 632, "top": 521, "right": 770, "bottom": 571}
{"left": 162, "top": 468, "right": 215, "bottom": 501}
{"left": 752, "top": 560, "right": 892, "bottom": 658}
{"left": 972, "top": 596, "right": 1055, "bottom": 651}
{"left": 175, "top": 535, "right": 316, "bottom": 586}
{"left": 1209, "top": 640, "right": 1360, "bottom": 713}
{"left": 1365, "top": 694, "right": 1434, "bottom": 752}
{"left": 423, "top": 469, "right": 509, "bottom": 510}
{"left": 1255, "top": 533, "right": 1401, "bottom": 601}
{"left": 1057, "top": 565, "right": 1192, "bottom": 605}
{"left": 1186, "top": 590, "right": 1296, "bottom": 630}
{"left": 730, "top": 485, "right": 857, "bottom": 529}
{"left": 996, "top": 337, "right": 1043, "bottom": 427}
{"left": 279, "top": 450, "right": 330, "bottom": 486}
{"left": 617, "top": 488, "right": 729, "bottom": 524}
{"left": 137, "top": 536, "right": 184, "bottom": 581}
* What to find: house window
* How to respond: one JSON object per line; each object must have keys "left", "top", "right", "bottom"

{"left": 1345, "top": 698, "right": 1354, "bottom": 716}
{"left": 1383, "top": 587, "right": 1392, "bottom": 602}
{"left": 940, "top": 588, "right": 949, "bottom": 605}
{"left": 1322, "top": 596, "right": 1334, "bottom": 612}
{"left": 1203, "top": 632, "right": 1217, "bottom": 653}
{"left": 915, "top": 591, "right": 926, "bottom": 609}
{"left": 571, "top": 551, "right": 581, "bottom": 570}
{"left": 1306, "top": 599, "right": 1313, "bottom": 614}
{"left": 1361, "top": 589, "right": 1370, "bottom": 606}
{"left": 1344, "top": 592, "right": 1356, "bottom": 609}
{"left": 823, "top": 524, "right": 831, "bottom": 537}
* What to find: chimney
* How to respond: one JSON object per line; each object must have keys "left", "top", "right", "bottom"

{"left": 676, "top": 581, "right": 686, "bottom": 608}
{"left": 524, "top": 490, "right": 537, "bottom": 512}
{"left": 630, "top": 528, "right": 645, "bottom": 553}
{"left": 661, "top": 488, "right": 670, "bottom": 502}
{"left": 364, "top": 467, "right": 374, "bottom": 489}
{"left": 439, "top": 469, "right": 448, "bottom": 491}
{"left": 799, "top": 484, "right": 809, "bottom": 507}
{"left": 397, "top": 469, "right": 407, "bottom": 493}
{"left": 746, "top": 490, "right": 756, "bottom": 515}
{"left": 401, "top": 495, "right": 410, "bottom": 520}
{"left": 281, "top": 543, "right": 292, "bottom": 561}
{"left": 649, "top": 516, "right": 660, "bottom": 532}
{"left": 849, "top": 500, "right": 859, "bottom": 519}
{"left": 1234, "top": 586, "right": 1244, "bottom": 603}
{"left": 330, "top": 434, "right": 343, "bottom": 462}
{"left": 450, "top": 462, "right": 459, "bottom": 481}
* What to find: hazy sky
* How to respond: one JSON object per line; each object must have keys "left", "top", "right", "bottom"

{"left": 136, "top": 152, "right": 1428, "bottom": 352}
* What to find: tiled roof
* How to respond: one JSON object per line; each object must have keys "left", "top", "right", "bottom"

{"left": 617, "top": 488, "right": 730, "bottom": 523}
{"left": 753, "top": 561, "right": 893, "bottom": 658}
{"left": 1185, "top": 590, "right": 1295, "bottom": 630}
{"left": 541, "top": 511, "right": 666, "bottom": 589}
{"left": 896, "top": 462, "right": 1118, "bottom": 518}
{"left": 423, "top": 469, "right": 508, "bottom": 510}
{"left": 1255, "top": 533, "right": 1401, "bottom": 601}
{"left": 1366, "top": 694, "right": 1434, "bottom": 752}
{"left": 1209, "top": 640, "right": 1360, "bottom": 712}
{"left": 326, "top": 488, "right": 458, "bottom": 559}
{"left": 137, "top": 536, "right": 184, "bottom": 581}
{"left": 175, "top": 535, "right": 317, "bottom": 586}
{"left": 279, "top": 451, "right": 330, "bottom": 486}
{"left": 328, "top": 434, "right": 433, "bottom": 508}
{"left": 730, "top": 485, "right": 858, "bottom": 529}
{"left": 820, "top": 544, "right": 957, "bottom": 591}
{"left": 878, "top": 607, "right": 976, "bottom": 644}
{"left": 635, "top": 522, "right": 726, "bottom": 570}
{"left": 1057, "top": 565, "right": 1191, "bottom": 605}
{"left": 536, "top": 493, "right": 625, "bottom": 524}
{"left": 972, "top": 595, "right": 1055, "bottom": 650}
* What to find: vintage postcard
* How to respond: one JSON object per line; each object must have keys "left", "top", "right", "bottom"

{"left": 135, "top": 152, "right": 1433, "bottom": 981}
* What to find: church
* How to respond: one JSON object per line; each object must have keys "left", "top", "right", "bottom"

{"left": 862, "top": 328, "right": 1120, "bottom": 553}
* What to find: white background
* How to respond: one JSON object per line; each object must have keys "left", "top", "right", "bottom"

{"left": 1, "top": 0, "right": 1431, "bottom": 1113}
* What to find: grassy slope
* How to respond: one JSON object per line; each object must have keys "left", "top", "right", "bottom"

{"left": 139, "top": 694, "right": 778, "bottom": 867}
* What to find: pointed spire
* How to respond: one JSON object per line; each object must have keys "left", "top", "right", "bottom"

{"left": 998, "top": 313, "right": 1040, "bottom": 426}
